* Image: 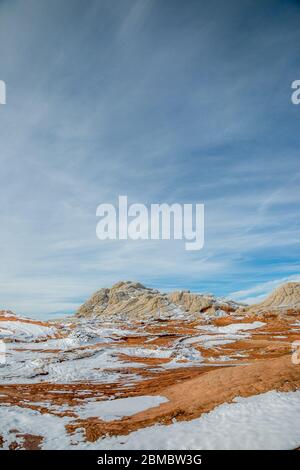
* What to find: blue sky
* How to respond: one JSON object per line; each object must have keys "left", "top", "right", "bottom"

{"left": 0, "top": 0, "right": 300, "bottom": 317}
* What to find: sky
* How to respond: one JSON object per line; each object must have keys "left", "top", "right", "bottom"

{"left": 0, "top": 0, "right": 300, "bottom": 318}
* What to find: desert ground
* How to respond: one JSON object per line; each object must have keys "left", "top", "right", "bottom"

{"left": 0, "top": 281, "right": 300, "bottom": 450}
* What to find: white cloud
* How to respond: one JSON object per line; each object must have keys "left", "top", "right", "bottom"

{"left": 0, "top": 0, "right": 300, "bottom": 316}
{"left": 229, "top": 275, "right": 300, "bottom": 305}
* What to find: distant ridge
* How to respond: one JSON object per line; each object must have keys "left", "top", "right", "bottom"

{"left": 76, "top": 281, "right": 300, "bottom": 320}
{"left": 246, "top": 282, "right": 300, "bottom": 315}
{"left": 76, "top": 281, "right": 240, "bottom": 320}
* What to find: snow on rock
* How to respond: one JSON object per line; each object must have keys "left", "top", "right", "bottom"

{"left": 0, "top": 310, "right": 17, "bottom": 318}
{"left": 0, "top": 345, "right": 143, "bottom": 384}
{"left": 0, "top": 320, "right": 56, "bottom": 342}
{"left": 179, "top": 322, "right": 265, "bottom": 349}
{"left": 121, "top": 347, "right": 173, "bottom": 359}
{"left": 0, "top": 405, "right": 72, "bottom": 450}
{"left": 1, "top": 390, "right": 299, "bottom": 449}
{"left": 74, "top": 395, "right": 168, "bottom": 421}
{"left": 90, "top": 390, "right": 300, "bottom": 450}
{"left": 198, "top": 321, "right": 266, "bottom": 334}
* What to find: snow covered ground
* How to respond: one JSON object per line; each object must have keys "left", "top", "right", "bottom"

{"left": 74, "top": 395, "right": 168, "bottom": 421}
{"left": 94, "top": 390, "right": 300, "bottom": 450}
{"left": 0, "top": 321, "right": 56, "bottom": 342}
{"left": 0, "top": 317, "right": 207, "bottom": 384}
{"left": 0, "top": 314, "right": 299, "bottom": 449}
{"left": 0, "top": 391, "right": 299, "bottom": 449}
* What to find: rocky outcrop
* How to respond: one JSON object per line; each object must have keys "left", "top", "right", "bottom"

{"left": 77, "top": 281, "right": 180, "bottom": 320}
{"left": 242, "top": 282, "right": 300, "bottom": 316}
{"left": 168, "top": 291, "right": 236, "bottom": 315}
{"left": 76, "top": 281, "right": 239, "bottom": 320}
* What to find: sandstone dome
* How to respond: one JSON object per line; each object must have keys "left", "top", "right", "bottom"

{"left": 246, "top": 282, "right": 300, "bottom": 316}
{"left": 76, "top": 281, "right": 238, "bottom": 320}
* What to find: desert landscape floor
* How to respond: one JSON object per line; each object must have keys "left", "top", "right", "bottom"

{"left": 0, "top": 310, "right": 300, "bottom": 449}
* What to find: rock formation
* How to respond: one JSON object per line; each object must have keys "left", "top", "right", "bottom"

{"left": 76, "top": 281, "right": 300, "bottom": 320}
{"left": 243, "top": 282, "right": 300, "bottom": 316}
{"left": 76, "top": 281, "right": 239, "bottom": 320}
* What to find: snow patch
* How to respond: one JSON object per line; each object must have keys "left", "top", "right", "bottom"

{"left": 89, "top": 390, "right": 300, "bottom": 450}
{"left": 0, "top": 321, "right": 55, "bottom": 342}
{"left": 75, "top": 395, "right": 168, "bottom": 421}
{"left": 1, "top": 390, "right": 299, "bottom": 449}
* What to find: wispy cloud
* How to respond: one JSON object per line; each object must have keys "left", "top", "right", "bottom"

{"left": 0, "top": 0, "right": 300, "bottom": 316}
{"left": 229, "top": 275, "right": 300, "bottom": 305}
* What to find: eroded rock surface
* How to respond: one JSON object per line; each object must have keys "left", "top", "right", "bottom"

{"left": 76, "top": 281, "right": 240, "bottom": 320}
